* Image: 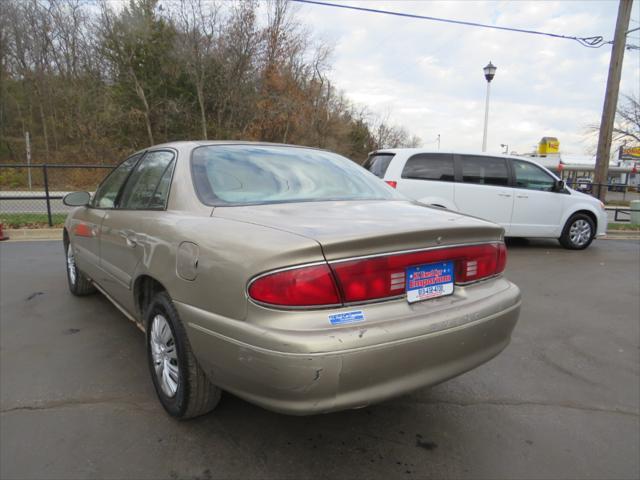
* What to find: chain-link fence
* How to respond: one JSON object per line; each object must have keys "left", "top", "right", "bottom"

{"left": 2, "top": 163, "right": 639, "bottom": 227}
{"left": 567, "top": 181, "right": 639, "bottom": 203}
{"left": 0, "top": 164, "right": 114, "bottom": 226}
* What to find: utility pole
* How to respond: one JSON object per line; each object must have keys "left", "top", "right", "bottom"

{"left": 593, "top": 0, "right": 633, "bottom": 202}
{"left": 437, "top": 134, "right": 440, "bottom": 151}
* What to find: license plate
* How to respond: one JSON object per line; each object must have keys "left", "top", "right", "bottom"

{"left": 406, "top": 261, "right": 454, "bottom": 303}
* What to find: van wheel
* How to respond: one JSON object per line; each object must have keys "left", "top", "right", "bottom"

{"left": 145, "top": 291, "right": 221, "bottom": 419}
{"left": 65, "top": 243, "right": 96, "bottom": 296}
{"left": 559, "top": 214, "right": 595, "bottom": 250}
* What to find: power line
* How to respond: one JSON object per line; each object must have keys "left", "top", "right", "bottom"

{"left": 292, "top": 0, "right": 613, "bottom": 49}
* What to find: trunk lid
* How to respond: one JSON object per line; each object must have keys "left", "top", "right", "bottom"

{"left": 212, "top": 200, "right": 503, "bottom": 261}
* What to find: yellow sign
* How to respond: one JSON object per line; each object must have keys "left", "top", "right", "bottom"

{"left": 538, "top": 137, "right": 559, "bottom": 155}
{"left": 622, "top": 147, "right": 640, "bottom": 157}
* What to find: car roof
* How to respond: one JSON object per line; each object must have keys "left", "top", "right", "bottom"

{"left": 371, "top": 148, "right": 560, "bottom": 179}
{"left": 371, "top": 148, "right": 532, "bottom": 162}
{"left": 131, "top": 140, "right": 326, "bottom": 159}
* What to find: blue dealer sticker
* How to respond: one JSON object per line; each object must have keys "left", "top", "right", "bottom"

{"left": 328, "top": 310, "right": 365, "bottom": 325}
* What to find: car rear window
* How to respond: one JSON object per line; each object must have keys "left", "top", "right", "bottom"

{"left": 191, "top": 145, "right": 402, "bottom": 206}
{"left": 401, "top": 153, "right": 454, "bottom": 182}
{"left": 363, "top": 153, "right": 394, "bottom": 178}
{"left": 460, "top": 155, "right": 509, "bottom": 186}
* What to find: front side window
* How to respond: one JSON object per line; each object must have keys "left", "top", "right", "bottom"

{"left": 92, "top": 153, "right": 142, "bottom": 208}
{"left": 191, "top": 145, "right": 403, "bottom": 206}
{"left": 460, "top": 155, "right": 509, "bottom": 186}
{"left": 363, "top": 153, "right": 394, "bottom": 178}
{"left": 402, "top": 153, "right": 454, "bottom": 182}
{"left": 119, "top": 151, "right": 175, "bottom": 209}
{"left": 513, "top": 160, "right": 556, "bottom": 191}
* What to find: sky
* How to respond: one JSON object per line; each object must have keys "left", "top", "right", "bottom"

{"left": 291, "top": 0, "right": 640, "bottom": 156}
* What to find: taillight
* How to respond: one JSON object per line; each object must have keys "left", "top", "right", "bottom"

{"left": 248, "top": 264, "right": 340, "bottom": 307}
{"left": 330, "top": 243, "right": 507, "bottom": 303}
{"left": 455, "top": 243, "right": 507, "bottom": 283}
{"left": 385, "top": 180, "right": 397, "bottom": 188}
{"left": 247, "top": 243, "right": 506, "bottom": 307}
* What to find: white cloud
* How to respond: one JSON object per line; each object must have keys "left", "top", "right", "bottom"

{"left": 293, "top": 0, "right": 640, "bottom": 155}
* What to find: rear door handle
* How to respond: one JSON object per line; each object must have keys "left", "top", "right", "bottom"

{"left": 120, "top": 230, "right": 137, "bottom": 248}
{"left": 516, "top": 194, "right": 529, "bottom": 199}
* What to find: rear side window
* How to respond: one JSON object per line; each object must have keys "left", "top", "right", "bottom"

{"left": 119, "top": 151, "right": 175, "bottom": 209}
{"left": 364, "top": 153, "right": 394, "bottom": 178}
{"left": 91, "top": 153, "right": 142, "bottom": 208}
{"left": 401, "top": 153, "right": 454, "bottom": 182}
{"left": 460, "top": 155, "right": 509, "bottom": 186}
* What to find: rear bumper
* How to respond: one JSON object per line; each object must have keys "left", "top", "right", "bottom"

{"left": 177, "top": 280, "right": 521, "bottom": 415}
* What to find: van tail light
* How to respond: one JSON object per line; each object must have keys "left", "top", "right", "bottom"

{"left": 330, "top": 243, "right": 507, "bottom": 303}
{"left": 248, "top": 243, "right": 506, "bottom": 307}
{"left": 248, "top": 264, "right": 340, "bottom": 307}
{"left": 385, "top": 180, "right": 397, "bottom": 188}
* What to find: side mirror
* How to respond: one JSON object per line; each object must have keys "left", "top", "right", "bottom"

{"left": 554, "top": 180, "right": 565, "bottom": 192}
{"left": 63, "top": 191, "right": 91, "bottom": 207}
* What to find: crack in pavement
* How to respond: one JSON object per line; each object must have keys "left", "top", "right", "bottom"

{"left": 400, "top": 398, "right": 640, "bottom": 417}
{"left": 1, "top": 396, "right": 157, "bottom": 414}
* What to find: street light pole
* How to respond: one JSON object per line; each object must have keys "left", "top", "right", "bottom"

{"left": 482, "top": 61, "right": 497, "bottom": 152}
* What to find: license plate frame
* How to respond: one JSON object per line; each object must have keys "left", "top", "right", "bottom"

{"left": 405, "top": 260, "right": 455, "bottom": 304}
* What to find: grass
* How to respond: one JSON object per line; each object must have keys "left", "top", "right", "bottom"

{"left": 0, "top": 213, "right": 66, "bottom": 228}
{"left": 608, "top": 222, "right": 640, "bottom": 232}
{"left": 605, "top": 200, "right": 632, "bottom": 207}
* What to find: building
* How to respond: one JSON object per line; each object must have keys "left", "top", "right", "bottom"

{"left": 517, "top": 137, "right": 638, "bottom": 188}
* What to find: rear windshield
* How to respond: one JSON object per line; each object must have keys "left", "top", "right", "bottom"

{"left": 191, "top": 145, "right": 402, "bottom": 206}
{"left": 363, "top": 153, "right": 394, "bottom": 178}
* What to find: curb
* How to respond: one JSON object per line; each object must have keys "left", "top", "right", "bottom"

{"left": 4, "top": 228, "right": 63, "bottom": 241}
{"left": 603, "top": 231, "right": 640, "bottom": 240}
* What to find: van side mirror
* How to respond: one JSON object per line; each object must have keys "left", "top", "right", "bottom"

{"left": 63, "top": 191, "right": 91, "bottom": 206}
{"left": 554, "top": 180, "right": 565, "bottom": 192}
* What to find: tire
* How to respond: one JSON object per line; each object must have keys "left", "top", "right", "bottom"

{"left": 145, "top": 291, "right": 221, "bottom": 419}
{"left": 65, "top": 242, "right": 96, "bottom": 296}
{"left": 559, "top": 214, "right": 595, "bottom": 250}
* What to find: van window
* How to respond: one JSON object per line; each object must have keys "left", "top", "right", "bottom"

{"left": 513, "top": 160, "right": 555, "bottom": 191}
{"left": 401, "top": 153, "right": 454, "bottom": 182}
{"left": 364, "top": 153, "right": 394, "bottom": 178}
{"left": 460, "top": 155, "right": 509, "bottom": 186}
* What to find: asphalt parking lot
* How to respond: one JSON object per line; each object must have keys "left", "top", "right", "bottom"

{"left": 1, "top": 239, "right": 638, "bottom": 480}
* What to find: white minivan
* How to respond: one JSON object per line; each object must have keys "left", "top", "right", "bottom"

{"left": 365, "top": 149, "right": 607, "bottom": 249}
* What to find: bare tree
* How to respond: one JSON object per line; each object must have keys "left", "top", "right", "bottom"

{"left": 171, "top": 0, "right": 220, "bottom": 139}
{"left": 1, "top": 0, "right": 420, "bottom": 166}
{"left": 613, "top": 94, "right": 640, "bottom": 144}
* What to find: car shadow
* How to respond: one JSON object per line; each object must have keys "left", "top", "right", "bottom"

{"left": 180, "top": 389, "right": 470, "bottom": 478}
{"left": 505, "top": 237, "right": 564, "bottom": 250}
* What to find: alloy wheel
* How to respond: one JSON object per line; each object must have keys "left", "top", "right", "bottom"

{"left": 150, "top": 314, "right": 180, "bottom": 398}
{"left": 67, "top": 244, "right": 77, "bottom": 285}
{"left": 569, "top": 219, "right": 592, "bottom": 247}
